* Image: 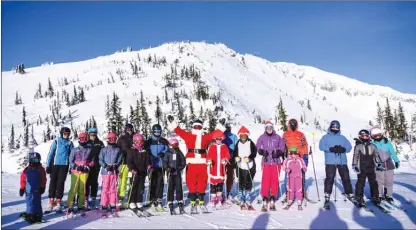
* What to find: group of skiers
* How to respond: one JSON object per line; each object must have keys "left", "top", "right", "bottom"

{"left": 19, "top": 116, "right": 401, "bottom": 223}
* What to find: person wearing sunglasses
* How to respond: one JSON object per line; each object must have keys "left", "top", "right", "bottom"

{"left": 85, "top": 128, "right": 105, "bottom": 210}
{"left": 319, "top": 120, "right": 354, "bottom": 209}
{"left": 256, "top": 121, "right": 286, "bottom": 212}
{"left": 116, "top": 124, "right": 136, "bottom": 208}
{"left": 45, "top": 126, "right": 74, "bottom": 213}
{"left": 352, "top": 129, "right": 384, "bottom": 208}
{"left": 221, "top": 121, "right": 238, "bottom": 205}
{"left": 167, "top": 115, "right": 226, "bottom": 213}
{"left": 19, "top": 152, "right": 47, "bottom": 224}
{"left": 144, "top": 124, "right": 169, "bottom": 212}
{"left": 370, "top": 127, "right": 400, "bottom": 203}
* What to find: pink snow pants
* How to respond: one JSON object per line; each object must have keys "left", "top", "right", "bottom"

{"left": 100, "top": 174, "right": 118, "bottom": 206}
{"left": 287, "top": 176, "right": 303, "bottom": 201}
{"left": 261, "top": 165, "right": 281, "bottom": 198}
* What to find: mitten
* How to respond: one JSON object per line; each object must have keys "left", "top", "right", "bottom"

{"left": 234, "top": 156, "right": 241, "bottom": 162}
{"left": 40, "top": 187, "right": 45, "bottom": 194}
{"left": 271, "top": 150, "right": 279, "bottom": 159}
{"left": 337, "top": 146, "right": 346, "bottom": 153}
{"left": 221, "top": 159, "right": 228, "bottom": 165}
{"left": 243, "top": 157, "right": 250, "bottom": 163}
{"left": 329, "top": 146, "right": 337, "bottom": 153}
{"left": 46, "top": 167, "right": 51, "bottom": 175}
{"left": 76, "top": 165, "right": 83, "bottom": 172}
{"left": 276, "top": 150, "right": 284, "bottom": 157}
{"left": 258, "top": 149, "right": 266, "bottom": 156}
{"left": 352, "top": 164, "right": 360, "bottom": 174}
{"left": 19, "top": 188, "right": 25, "bottom": 197}
{"left": 395, "top": 162, "right": 400, "bottom": 169}
{"left": 106, "top": 165, "right": 113, "bottom": 172}
{"left": 207, "top": 160, "right": 213, "bottom": 166}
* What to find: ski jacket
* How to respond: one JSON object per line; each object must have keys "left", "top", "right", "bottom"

{"left": 163, "top": 148, "right": 186, "bottom": 175}
{"left": 46, "top": 137, "right": 74, "bottom": 167}
{"left": 173, "top": 126, "right": 215, "bottom": 165}
{"left": 87, "top": 138, "right": 105, "bottom": 168}
{"left": 207, "top": 144, "right": 230, "bottom": 184}
{"left": 371, "top": 138, "right": 399, "bottom": 171}
{"left": 232, "top": 139, "right": 257, "bottom": 171}
{"left": 69, "top": 144, "right": 94, "bottom": 173}
{"left": 20, "top": 165, "right": 47, "bottom": 193}
{"left": 223, "top": 130, "right": 238, "bottom": 155}
{"left": 117, "top": 132, "right": 135, "bottom": 165}
{"left": 99, "top": 145, "right": 123, "bottom": 175}
{"left": 144, "top": 135, "right": 169, "bottom": 168}
{"left": 127, "top": 148, "right": 150, "bottom": 175}
{"left": 256, "top": 131, "right": 285, "bottom": 165}
{"left": 319, "top": 129, "right": 352, "bottom": 165}
{"left": 352, "top": 139, "right": 382, "bottom": 172}
{"left": 283, "top": 121, "right": 308, "bottom": 157}
{"left": 283, "top": 155, "right": 307, "bottom": 178}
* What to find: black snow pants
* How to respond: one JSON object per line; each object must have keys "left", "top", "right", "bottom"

{"left": 324, "top": 165, "right": 353, "bottom": 195}
{"left": 85, "top": 165, "right": 100, "bottom": 198}
{"left": 129, "top": 174, "right": 146, "bottom": 204}
{"left": 355, "top": 170, "right": 378, "bottom": 199}
{"left": 149, "top": 168, "right": 164, "bottom": 202}
{"left": 48, "top": 165, "right": 69, "bottom": 200}
{"left": 167, "top": 174, "right": 184, "bottom": 202}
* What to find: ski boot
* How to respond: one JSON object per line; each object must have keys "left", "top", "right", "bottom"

{"left": 45, "top": 198, "right": 55, "bottom": 213}
{"left": 55, "top": 199, "right": 64, "bottom": 213}
{"left": 208, "top": 195, "right": 217, "bottom": 209}
{"left": 356, "top": 196, "right": 365, "bottom": 207}
{"left": 109, "top": 205, "right": 118, "bottom": 217}
{"left": 240, "top": 203, "right": 248, "bottom": 211}
{"left": 372, "top": 197, "right": 381, "bottom": 206}
{"left": 156, "top": 199, "right": 165, "bottom": 212}
{"left": 297, "top": 200, "right": 303, "bottom": 210}
{"left": 198, "top": 199, "right": 209, "bottom": 213}
{"left": 323, "top": 194, "right": 331, "bottom": 210}
{"left": 178, "top": 201, "right": 186, "bottom": 214}
{"left": 261, "top": 197, "right": 268, "bottom": 212}
{"left": 100, "top": 206, "right": 108, "bottom": 219}
{"left": 190, "top": 200, "right": 198, "bottom": 214}
{"left": 346, "top": 194, "right": 356, "bottom": 203}
{"left": 168, "top": 202, "right": 175, "bottom": 215}
{"left": 269, "top": 197, "right": 276, "bottom": 211}
{"left": 90, "top": 197, "right": 97, "bottom": 210}
{"left": 385, "top": 196, "right": 394, "bottom": 203}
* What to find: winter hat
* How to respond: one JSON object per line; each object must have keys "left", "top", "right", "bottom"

{"left": 238, "top": 126, "right": 250, "bottom": 136}
{"left": 125, "top": 123, "right": 134, "bottom": 131}
{"left": 193, "top": 119, "right": 203, "bottom": 127}
{"left": 329, "top": 120, "right": 341, "bottom": 131}
{"left": 88, "top": 127, "right": 98, "bottom": 134}
{"left": 288, "top": 119, "right": 298, "bottom": 131}
{"left": 60, "top": 127, "right": 71, "bottom": 137}
{"left": 133, "top": 133, "right": 144, "bottom": 149}
{"left": 264, "top": 121, "right": 274, "bottom": 130}
{"left": 169, "top": 138, "right": 179, "bottom": 146}
{"left": 212, "top": 129, "right": 225, "bottom": 140}
{"left": 152, "top": 124, "right": 162, "bottom": 133}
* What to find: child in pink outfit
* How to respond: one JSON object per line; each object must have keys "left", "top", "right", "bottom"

{"left": 282, "top": 146, "right": 307, "bottom": 210}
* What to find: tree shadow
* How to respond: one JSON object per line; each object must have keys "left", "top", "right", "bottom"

{"left": 310, "top": 203, "right": 348, "bottom": 229}
{"left": 251, "top": 212, "right": 269, "bottom": 230}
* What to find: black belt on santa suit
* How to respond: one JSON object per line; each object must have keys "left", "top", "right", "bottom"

{"left": 188, "top": 149, "right": 207, "bottom": 154}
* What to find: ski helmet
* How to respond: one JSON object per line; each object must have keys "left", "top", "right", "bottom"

{"left": 370, "top": 128, "right": 383, "bottom": 140}
{"left": 152, "top": 124, "right": 162, "bottom": 136}
{"left": 78, "top": 132, "right": 88, "bottom": 144}
{"left": 329, "top": 120, "right": 341, "bottom": 132}
{"left": 358, "top": 129, "right": 370, "bottom": 142}
{"left": 288, "top": 146, "right": 299, "bottom": 155}
{"left": 88, "top": 127, "right": 98, "bottom": 134}
{"left": 288, "top": 119, "right": 298, "bottom": 131}
{"left": 192, "top": 119, "right": 203, "bottom": 130}
{"left": 28, "top": 152, "right": 41, "bottom": 166}
{"left": 132, "top": 133, "right": 144, "bottom": 149}
{"left": 125, "top": 124, "right": 134, "bottom": 134}
{"left": 225, "top": 123, "right": 232, "bottom": 129}
{"left": 107, "top": 132, "right": 117, "bottom": 144}
{"left": 169, "top": 138, "right": 179, "bottom": 148}
{"left": 60, "top": 127, "right": 71, "bottom": 137}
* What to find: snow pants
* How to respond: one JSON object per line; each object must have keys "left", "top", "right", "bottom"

{"left": 129, "top": 174, "right": 146, "bottom": 204}
{"left": 287, "top": 176, "right": 303, "bottom": 201}
{"left": 225, "top": 164, "right": 235, "bottom": 196}
{"left": 26, "top": 191, "right": 42, "bottom": 215}
{"left": 48, "top": 165, "right": 69, "bottom": 200}
{"left": 117, "top": 164, "right": 129, "bottom": 199}
{"left": 85, "top": 165, "right": 100, "bottom": 198}
{"left": 324, "top": 165, "right": 353, "bottom": 195}
{"left": 355, "top": 170, "right": 378, "bottom": 199}
{"left": 100, "top": 174, "right": 118, "bottom": 207}
{"left": 167, "top": 173, "right": 184, "bottom": 202}
{"left": 376, "top": 169, "right": 394, "bottom": 197}
{"left": 210, "top": 183, "right": 224, "bottom": 194}
{"left": 66, "top": 172, "right": 88, "bottom": 208}
{"left": 237, "top": 168, "right": 256, "bottom": 191}
{"left": 186, "top": 164, "right": 208, "bottom": 200}
{"left": 261, "top": 165, "right": 281, "bottom": 198}
{"left": 149, "top": 168, "right": 164, "bottom": 202}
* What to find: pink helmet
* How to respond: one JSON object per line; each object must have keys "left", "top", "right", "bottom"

{"left": 78, "top": 132, "right": 88, "bottom": 144}
{"left": 169, "top": 138, "right": 179, "bottom": 148}
{"left": 133, "top": 133, "right": 144, "bottom": 149}
{"left": 107, "top": 132, "right": 117, "bottom": 144}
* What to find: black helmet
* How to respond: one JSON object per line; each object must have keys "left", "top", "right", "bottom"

{"left": 60, "top": 127, "right": 71, "bottom": 137}
{"left": 28, "top": 152, "right": 41, "bottom": 166}
{"left": 152, "top": 124, "right": 162, "bottom": 132}
{"left": 125, "top": 123, "right": 134, "bottom": 131}
{"left": 358, "top": 129, "right": 370, "bottom": 142}
{"left": 289, "top": 119, "right": 298, "bottom": 131}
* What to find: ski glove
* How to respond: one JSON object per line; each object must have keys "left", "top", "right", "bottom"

{"left": 243, "top": 157, "right": 250, "bottom": 163}
{"left": 271, "top": 150, "right": 279, "bottom": 159}
{"left": 40, "top": 187, "right": 45, "bottom": 194}
{"left": 352, "top": 164, "right": 360, "bottom": 174}
{"left": 46, "top": 167, "right": 51, "bottom": 175}
{"left": 207, "top": 160, "right": 213, "bottom": 166}
{"left": 376, "top": 163, "right": 384, "bottom": 171}
{"left": 19, "top": 188, "right": 25, "bottom": 197}
{"left": 158, "top": 152, "right": 165, "bottom": 158}
{"left": 83, "top": 166, "right": 90, "bottom": 173}
{"left": 285, "top": 168, "right": 291, "bottom": 173}
{"left": 105, "top": 165, "right": 113, "bottom": 172}
{"left": 221, "top": 159, "right": 228, "bottom": 165}
{"left": 167, "top": 115, "right": 174, "bottom": 123}
{"left": 75, "top": 165, "right": 84, "bottom": 172}
{"left": 234, "top": 156, "right": 241, "bottom": 163}
{"left": 395, "top": 162, "right": 400, "bottom": 169}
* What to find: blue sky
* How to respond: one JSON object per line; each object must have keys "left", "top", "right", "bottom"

{"left": 2, "top": 2, "right": 416, "bottom": 94}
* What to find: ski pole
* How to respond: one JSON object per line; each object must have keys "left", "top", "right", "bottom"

{"left": 145, "top": 169, "right": 152, "bottom": 205}
{"left": 159, "top": 157, "right": 165, "bottom": 206}
{"left": 334, "top": 164, "right": 337, "bottom": 202}
{"left": 310, "top": 146, "right": 320, "bottom": 201}
{"left": 207, "top": 164, "right": 211, "bottom": 203}
{"left": 223, "top": 163, "right": 227, "bottom": 203}
{"left": 278, "top": 165, "right": 282, "bottom": 200}
{"left": 127, "top": 174, "right": 136, "bottom": 205}
{"left": 246, "top": 161, "right": 254, "bottom": 197}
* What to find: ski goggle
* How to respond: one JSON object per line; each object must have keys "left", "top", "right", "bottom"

{"left": 265, "top": 125, "right": 273, "bottom": 130}
{"left": 360, "top": 134, "right": 370, "bottom": 139}
{"left": 30, "top": 158, "right": 40, "bottom": 163}
{"left": 372, "top": 134, "right": 382, "bottom": 139}
{"left": 193, "top": 125, "right": 202, "bottom": 130}
{"left": 289, "top": 151, "right": 298, "bottom": 155}
{"left": 63, "top": 132, "right": 70, "bottom": 135}
{"left": 134, "top": 139, "right": 144, "bottom": 145}
{"left": 153, "top": 129, "right": 162, "bottom": 134}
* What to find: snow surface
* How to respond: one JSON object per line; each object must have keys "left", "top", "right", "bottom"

{"left": 2, "top": 41, "right": 416, "bottom": 229}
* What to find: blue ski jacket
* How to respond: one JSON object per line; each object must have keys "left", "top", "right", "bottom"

{"left": 46, "top": 137, "right": 74, "bottom": 167}
{"left": 319, "top": 129, "right": 352, "bottom": 165}
{"left": 99, "top": 145, "right": 122, "bottom": 175}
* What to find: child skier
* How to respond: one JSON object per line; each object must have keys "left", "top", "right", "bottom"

{"left": 99, "top": 132, "right": 122, "bottom": 218}
{"left": 207, "top": 130, "right": 230, "bottom": 210}
{"left": 163, "top": 138, "right": 186, "bottom": 215}
{"left": 370, "top": 128, "right": 400, "bottom": 203}
{"left": 232, "top": 126, "right": 257, "bottom": 211}
{"left": 126, "top": 133, "right": 151, "bottom": 216}
{"left": 65, "top": 132, "right": 94, "bottom": 217}
{"left": 282, "top": 146, "right": 307, "bottom": 210}
{"left": 352, "top": 129, "right": 384, "bottom": 207}
{"left": 19, "top": 152, "right": 47, "bottom": 224}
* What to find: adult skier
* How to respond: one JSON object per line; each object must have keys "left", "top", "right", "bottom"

{"left": 167, "top": 115, "right": 225, "bottom": 213}
{"left": 207, "top": 130, "right": 230, "bottom": 209}
{"left": 352, "top": 129, "right": 384, "bottom": 207}
{"left": 163, "top": 138, "right": 186, "bottom": 215}
{"left": 45, "top": 127, "right": 74, "bottom": 213}
{"left": 370, "top": 127, "right": 400, "bottom": 203}
{"left": 319, "top": 120, "right": 354, "bottom": 210}
{"left": 221, "top": 121, "right": 238, "bottom": 203}
{"left": 65, "top": 132, "right": 94, "bottom": 217}
{"left": 116, "top": 124, "right": 135, "bottom": 206}
{"left": 85, "top": 127, "right": 105, "bottom": 210}
{"left": 282, "top": 118, "right": 308, "bottom": 203}
{"left": 256, "top": 121, "right": 286, "bottom": 212}
{"left": 126, "top": 133, "right": 152, "bottom": 217}
{"left": 144, "top": 124, "right": 169, "bottom": 211}
{"left": 19, "top": 152, "right": 47, "bottom": 224}
{"left": 232, "top": 126, "right": 257, "bottom": 210}
{"left": 99, "top": 132, "right": 122, "bottom": 218}
{"left": 282, "top": 146, "right": 307, "bottom": 210}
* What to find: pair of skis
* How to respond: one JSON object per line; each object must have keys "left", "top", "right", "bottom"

{"left": 19, "top": 212, "right": 47, "bottom": 225}
{"left": 283, "top": 200, "right": 303, "bottom": 210}
{"left": 340, "top": 193, "right": 392, "bottom": 214}
{"left": 130, "top": 208, "right": 153, "bottom": 218}
{"left": 190, "top": 204, "right": 211, "bottom": 214}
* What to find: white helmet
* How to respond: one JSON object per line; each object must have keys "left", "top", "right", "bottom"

{"left": 370, "top": 128, "right": 383, "bottom": 136}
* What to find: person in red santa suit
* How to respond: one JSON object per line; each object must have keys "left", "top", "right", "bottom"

{"left": 167, "top": 115, "right": 225, "bottom": 212}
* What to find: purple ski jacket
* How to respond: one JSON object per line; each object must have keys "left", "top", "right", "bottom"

{"left": 256, "top": 131, "right": 286, "bottom": 165}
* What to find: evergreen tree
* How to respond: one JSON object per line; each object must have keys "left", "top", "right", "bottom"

{"left": 30, "top": 124, "right": 37, "bottom": 146}
{"left": 107, "top": 92, "right": 124, "bottom": 135}
{"left": 133, "top": 100, "right": 142, "bottom": 133}
{"left": 46, "top": 123, "right": 51, "bottom": 140}
{"left": 155, "top": 95, "right": 162, "bottom": 124}
{"left": 24, "top": 124, "right": 29, "bottom": 147}
{"left": 22, "top": 106, "right": 27, "bottom": 127}
{"left": 15, "top": 91, "right": 21, "bottom": 105}
{"left": 376, "top": 101, "right": 384, "bottom": 127}
{"left": 207, "top": 109, "right": 217, "bottom": 132}
{"left": 65, "top": 91, "right": 71, "bottom": 106}
{"left": 300, "top": 115, "right": 304, "bottom": 124}
{"left": 393, "top": 109, "right": 399, "bottom": 141}
{"left": 277, "top": 97, "right": 288, "bottom": 131}
{"left": 164, "top": 88, "right": 169, "bottom": 103}
{"left": 47, "top": 77, "right": 54, "bottom": 97}
{"left": 397, "top": 102, "right": 407, "bottom": 141}
{"left": 369, "top": 120, "right": 374, "bottom": 126}
{"left": 307, "top": 99, "right": 312, "bottom": 111}
{"left": 189, "top": 100, "right": 196, "bottom": 121}
{"left": 175, "top": 91, "right": 184, "bottom": 122}
{"left": 35, "top": 83, "right": 43, "bottom": 99}
{"left": 199, "top": 106, "right": 204, "bottom": 120}
{"left": 72, "top": 86, "right": 78, "bottom": 105}
{"left": 105, "top": 95, "right": 110, "bottom": 119}
{"left": 410, "top": 113, "right": 416, "bottom": 142}
{"left": 85, "top": 120, "right": 90, "bottom": 132}
{"left": 383, "top": 98, "right": 395, "bottom": 139}
{"left": 43, "top": 130, "right": 47, "bottom": 143}
{"left": 140, "top": 91, "right": 151, "bottom": 138}
{"left": 129, "top": 105, "right": 135, "bottom": 125}
{"left": 8, "top": 124, "right": 15, "bottom": 150}
{"left": 92, "top": 116, "right": 97, "bottom": 128}
{"left": 79, "top": 88, "right": 85, "bottom": 102}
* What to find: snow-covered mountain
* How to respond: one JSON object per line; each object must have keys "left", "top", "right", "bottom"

{"left": 2, "top": 41, "right": 416, "bottom": 172}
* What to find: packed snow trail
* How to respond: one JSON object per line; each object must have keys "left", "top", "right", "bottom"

{"left": 2, "top": 159, "right": 416, "bottom": 229}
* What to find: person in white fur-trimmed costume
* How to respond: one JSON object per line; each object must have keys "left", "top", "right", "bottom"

{"left": 167, "top": 115, "right": 225, "bottom": 210}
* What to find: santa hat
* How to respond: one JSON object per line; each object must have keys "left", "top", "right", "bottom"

{"left": 192, "top": 119, "right": 203, "bottom": 127}
{"left": 212, "top": 129, "right": 225, "bottom": 139}
{"left": 238, "top": 126, "right": 250, "bottom": 136}
{"left": 264, "top": 121, "right": 274, "bottom": 129}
